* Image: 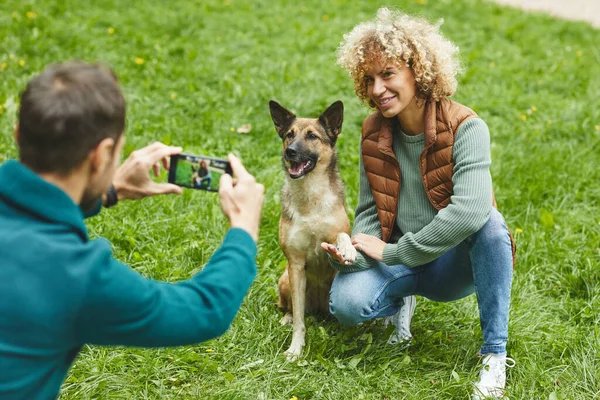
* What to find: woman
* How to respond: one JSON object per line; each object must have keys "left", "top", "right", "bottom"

{"left": 195, "top": 160, "right": 212, "bottom": 189}
{"left": 321, "top": 8, "right": 515, "bottom": 399}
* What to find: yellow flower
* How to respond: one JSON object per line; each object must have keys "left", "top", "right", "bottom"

{"left": 515, "top": 228, "right": 523, "bottom": 234}
{"left": 418, "top": 0, "right": 427, "bottom": 4}
{"left": 19, "top": 60, "right": 25, "bottom": 67}
{"left": 531, "top": 106, "right": 537, "bottom": 112}
{"left": 489, "top": 62, "right": 495, "bottom": 68}
{"left": 595, "top": 125, "right": 600, "bottom": 131}
{"left": 230, "top": 127, "right": 235, "bottom": 132}
{"left": 290, "top": 397, "right": 299, "bottom": 400}
{"left": 521, "top": 115, "right": 527, "bottom": 121}
{"left": 0, "top": 62, "right": 7, "bottom": 71}
{"left": 170, "top": 93, "right": 176, "bottom": 99}
{"left": 576, "top": 50, "right": 583, "bottom": 57}
{"left": 107, "top": 27, "right": 115, "bottom": 35}
{"left": 322, "top": 14, "right": 329, "bottom": 21}
{"left": 547, "top": 120, "right": 552, "bottom": 125}
{"left": 26, "top": 11, "right": 37, "bottom": 19}
{"left": 205, "top": 348, "right": 215, "bottom": 353}
{"left": 9, "top": 54, "right": 15, "bottom": 60}
{"left": 225, "top": 0, "right": 231, "bottom": 5}
{"left": 134, "top": 57, "right": 145, "bottom": 65}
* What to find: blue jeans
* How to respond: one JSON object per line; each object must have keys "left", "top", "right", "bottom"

{"left": 329, "top": 208, "right": 513, "bottom": 355}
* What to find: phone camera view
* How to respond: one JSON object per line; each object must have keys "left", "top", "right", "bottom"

{"left": 171, "top": 155, "right": 231, "bottom": 192}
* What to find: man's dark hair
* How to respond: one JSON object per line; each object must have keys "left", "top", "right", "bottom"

{"left": 17, "top": 61, "right": 126, "bottom": 174}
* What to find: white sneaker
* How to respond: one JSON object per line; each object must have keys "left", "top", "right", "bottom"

{"left": 472, "top": 353, "right": 516, "bottom": 399}
{"left": 383, "top": 295, "right": 416, "bottom": 345}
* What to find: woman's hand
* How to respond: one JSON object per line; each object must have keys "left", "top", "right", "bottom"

{"left": 321, "top": 243, "right": 353, "bottom": 265}
{"left": 351, "top": 233, "right": 386, "bottom": 262}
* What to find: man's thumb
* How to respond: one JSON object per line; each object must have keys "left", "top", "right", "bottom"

{"left": 153, "top": 183, "right": 183, "bottom": 195}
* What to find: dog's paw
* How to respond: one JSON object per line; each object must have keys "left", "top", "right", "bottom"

{"left": 336, "top": 232, "right": 357, "bottom": 263}
{"left": 284, "top": 345, "right": 303, "bottom": 362}
{"left": 279, "top": 313, "right": 293, "bottom": 326}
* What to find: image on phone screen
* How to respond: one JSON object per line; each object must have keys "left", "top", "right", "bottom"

{"left": 168, "top": 154, "right": 232, "bottom": 192}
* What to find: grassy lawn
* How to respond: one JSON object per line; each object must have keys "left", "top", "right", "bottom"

{"left": 1, "top": 0, "right": 599, "bottom": 398}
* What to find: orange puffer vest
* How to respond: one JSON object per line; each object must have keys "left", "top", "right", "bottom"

{"left": 361, "top": 98, "right": 516, "bottom": 265}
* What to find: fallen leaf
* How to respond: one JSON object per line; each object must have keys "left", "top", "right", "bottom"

{"left": 239, "top": 359, "right": 264, "bottom": 370}
{"left": 237, "top": 123, "right": 252, "bottom": 134}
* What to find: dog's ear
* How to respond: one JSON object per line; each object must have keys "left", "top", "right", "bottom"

{"left": 269, "top": 100, "right": 296, "bottom": 138}
{"left": 319, "top": 101, "right": 344, "bottom": 140}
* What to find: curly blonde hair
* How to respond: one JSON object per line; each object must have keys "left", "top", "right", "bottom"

{"left": 337, "top": 8, "right": 461, "bottom": 106}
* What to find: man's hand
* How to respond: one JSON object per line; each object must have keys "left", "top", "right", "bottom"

{"left": 111, "top": 142, "right": 183, "bottom": 202}
{"left": 351, "top": 233, "right": 387, "bottom": 262}
{"left": 218, "top": 154, "right": 265, "bottom": 242}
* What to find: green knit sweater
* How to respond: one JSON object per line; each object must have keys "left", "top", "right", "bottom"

{"left": 332, "top": 118, "right": 493, "bottom": 273}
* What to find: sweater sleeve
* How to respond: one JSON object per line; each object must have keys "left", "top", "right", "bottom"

{"left": 76, "top": 228, "right": 257, "bottom": 347}
{"left": 382, "top": 118, "right": 493, "bottom": 267}
{"left": 329, "top": 144, "right": 381, "bottom": 273}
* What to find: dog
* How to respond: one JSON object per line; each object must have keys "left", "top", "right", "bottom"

{"left": 269, "top": 100, "right": 357, "bottom": 361}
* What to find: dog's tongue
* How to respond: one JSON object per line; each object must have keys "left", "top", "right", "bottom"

{"left": 289, "top": 161, "right": 311, "bottom": 176}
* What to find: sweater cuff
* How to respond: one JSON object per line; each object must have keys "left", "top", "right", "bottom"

{"left": 382, "top": 243, "right": 401, "bottom": 266}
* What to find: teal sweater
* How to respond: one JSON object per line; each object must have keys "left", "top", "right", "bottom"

{"left": 0, "top": 160, "right": 257, "bottom": 400}
{"left": 332, "top": 118, "right": 493, "bottom": 272}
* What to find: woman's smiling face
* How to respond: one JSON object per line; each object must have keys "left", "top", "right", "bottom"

{"left": 364, "top": 60, "right": 417, "bottom": 118}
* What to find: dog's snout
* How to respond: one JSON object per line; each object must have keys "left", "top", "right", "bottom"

{"left": 285, "top": 147, "right": 298, "bottom": 158}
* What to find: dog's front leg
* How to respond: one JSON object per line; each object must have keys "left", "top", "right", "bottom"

{"left": 336, "top": 232, "right": 357, "bottom": 263}
{"left": 285, "top": 260, "right": 306, "bottom": 362}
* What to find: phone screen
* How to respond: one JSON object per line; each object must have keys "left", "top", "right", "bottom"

{"left": 168, "top": 153, "right": 232, "bottom": 192}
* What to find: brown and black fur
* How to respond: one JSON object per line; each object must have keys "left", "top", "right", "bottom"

{"left": 269, "top": 100, "right": 356, "bottom": 361}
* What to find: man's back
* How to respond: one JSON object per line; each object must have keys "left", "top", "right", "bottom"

{"left": 0, "top": 160, "right": 92, "bottom": 399}
{"left": 0, "top": 160, "right": 259, "bottom": 399}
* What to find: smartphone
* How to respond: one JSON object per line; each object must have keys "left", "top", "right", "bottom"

{"left": 168, "top": 153, "right": 232, "bottom": 192}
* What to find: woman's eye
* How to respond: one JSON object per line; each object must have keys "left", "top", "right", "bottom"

{"left": 383, "top": 71, "right": 394, "bottom": 78}
{"left": 364, "top": 77, "right": 374, "bottom": 84}
{"left": 307, "top": 132, "right": 318, "bottom": 140}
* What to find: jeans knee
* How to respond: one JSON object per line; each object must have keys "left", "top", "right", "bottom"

{"left": 329, "top": 288, "right": 372, "bottom": 326}
{"left": 475, "top": 209, "right": 510, "bottom": 245}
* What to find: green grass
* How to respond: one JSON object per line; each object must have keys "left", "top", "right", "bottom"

{"left": 1, "top": 0, "right": 599, "bottom": 398}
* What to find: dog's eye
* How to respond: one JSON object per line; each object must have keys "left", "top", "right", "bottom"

{"left": 306, "top": 132, "right": 318, "bottom": 140}
{"left": 286, "top": 131, "right": 294, "bottom": 139}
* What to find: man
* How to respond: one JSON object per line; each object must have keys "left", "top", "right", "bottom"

{"left": 0, "top": 62, "right": 265, "bottom": 399}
